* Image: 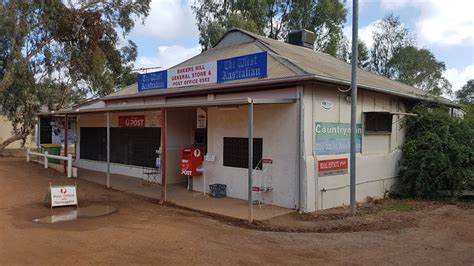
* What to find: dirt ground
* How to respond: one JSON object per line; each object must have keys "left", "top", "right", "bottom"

{"left": 1, "top": 158, "right": 473, "bottom": 265}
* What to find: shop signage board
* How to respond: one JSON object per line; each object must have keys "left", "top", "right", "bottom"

{"left": 315, "top": 122, "right": 362, "bottom": 155}
{"left": 216, "top": 51, "right": 267, "bottom": 82}
{"left": 49, "top": 185, "right": 78, "bottom": 208}
{"left": 118, "top": 115, "right": 145, "bottom": 128}
{"left": 137, "top": 70, "right": 167, "bottom": 92}
{"left": 318, "top": 158, "right": 348, "bottom": 177}
{"left": 137, "top": 52, "right": 268, "bottom": 91}
{"left": 168, "top": 62, "right": 217, "bottom": 88}
{"left": 196, "top": 108, "right": 207, "bottom": 128}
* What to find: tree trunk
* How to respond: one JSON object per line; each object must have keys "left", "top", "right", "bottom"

{"left": 0, "top": 132, "right": 29, "bottom": 152}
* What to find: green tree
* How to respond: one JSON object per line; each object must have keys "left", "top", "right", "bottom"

{"left": 455, "top": 79, "right": 474, "bottom": 104}
{"left": 398, "top": 105, "right": 474, "bottom": 198}
{"left": 456, "top": 80, "right": 474, "bottom": 125}
{"left": 338, "top": 38, "right": 370, "bottom": 69}
{"left": 192, "top": 0, "right": 347, "bottom": 56}
{"left": 286, "top": 0, "right": 347, "bottom": 56}
{"left": 369, "top": 14, "right": 415, "bottom": 78}
{"left": 0, "top": 0, "right": 151, "bottom": 151}
{"left": 388, "top": 46, "right": 452, "bottom": 96}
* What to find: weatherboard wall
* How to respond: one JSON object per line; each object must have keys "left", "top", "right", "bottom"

{"left": 303, "top": 84, "right": 406, "bottom": 211}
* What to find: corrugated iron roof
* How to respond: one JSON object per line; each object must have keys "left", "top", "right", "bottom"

{"left": 105, "top": 28, "right": 455, "bottom": 106}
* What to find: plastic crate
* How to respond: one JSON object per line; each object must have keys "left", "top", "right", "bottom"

{"left": 209, "top": 184, "right": 227, "bottom": 198}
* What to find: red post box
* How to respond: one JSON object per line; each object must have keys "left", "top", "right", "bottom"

{"left": 180, "top": 147, "right": 203, "bottom": 176}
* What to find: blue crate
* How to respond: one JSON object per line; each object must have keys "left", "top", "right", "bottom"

{"left": 209, "top": 184, "right": 227, "bottom": 198}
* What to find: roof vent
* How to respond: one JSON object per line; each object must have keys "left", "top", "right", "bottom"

{"left": 287, "top": 30, "right": 315, "bottom": 49}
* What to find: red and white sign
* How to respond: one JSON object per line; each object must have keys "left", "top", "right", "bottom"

{"left": 318, "top": 158, "right": 348, "bottom": 177}
{"left": 167, "top": 62, "right": 217, "bottom": 88}
{"left": 118, "top": 115, "right": 145, "bottom": 128}
{"left": 50, "top": 185, "right": 78, "bottom": 207}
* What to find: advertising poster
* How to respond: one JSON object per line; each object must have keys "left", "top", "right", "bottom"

{"left": 318, "top": 158, "right": 348, "bottom": 177}
{"left": 315, "top": 122, "right": 362, "bottom": 155}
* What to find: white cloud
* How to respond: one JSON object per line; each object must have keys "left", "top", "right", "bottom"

{"left": 444, "top": 64, "right": 474, "bottom": 92}
{"left": 133, "top": 0, "right": 198, "bottom": 40}
{"left": 136, "top": 45, "right": 201, "bottom": 70}
{"left": 380, "top": 0, "right": 474, "bottom": 47}
{"left": 343, "top": 21, "right": 379, "bottom": 49}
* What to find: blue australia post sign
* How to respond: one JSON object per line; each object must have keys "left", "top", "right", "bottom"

{"left": 315, "top": 122, "right": 362, "bottom": 155}
{"left": 138, "top": 70, "right": 167, "bottom": 92}
{"left": 217, "top": 51, "right": 267, "bottom": 82}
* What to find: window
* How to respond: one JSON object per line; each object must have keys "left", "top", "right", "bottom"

{"left": 364, "top": 112, "right": 393, "bottom": 134}
{"left": 223, "top": 137, "right": 263, "bottom": 169}
{"left": 80, "top": 127, "right": 161, "bottom": 167}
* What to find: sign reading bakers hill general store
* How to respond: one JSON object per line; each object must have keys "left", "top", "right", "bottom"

{"left": 137, "top": 52, "right": 267, "bottom": 92}
{"left": 167, "top": 62, "right": 217, "bottom": 88}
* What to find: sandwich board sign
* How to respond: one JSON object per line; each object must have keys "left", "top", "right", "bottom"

{"left": 45, "top": 183, "right": 78, "bottom": 208}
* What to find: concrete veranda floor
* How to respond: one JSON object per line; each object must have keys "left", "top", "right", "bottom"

{"left": 77, "top": 168, "right": 292, "bottom": 221}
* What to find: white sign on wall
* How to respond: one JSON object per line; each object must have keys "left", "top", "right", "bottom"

{"left": 167, "top": 62, "right": 217, "bottom": 88}
{"left": 50, "top": 185, "right": 78, "bottom": 208}
{"left": 197, "top": 108, "right": 207, "bottom": 128}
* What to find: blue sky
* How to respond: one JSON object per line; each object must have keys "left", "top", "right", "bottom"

{"left": 128, "top": 0, "right": 473, "bottom": 93}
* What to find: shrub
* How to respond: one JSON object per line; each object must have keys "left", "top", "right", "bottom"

{"left": 398, "top": 105, "right": 474, "bottom": 198}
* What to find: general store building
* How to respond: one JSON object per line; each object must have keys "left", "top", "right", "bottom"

{"left": 38, "top": 29, "right": 457, "bottom": 215}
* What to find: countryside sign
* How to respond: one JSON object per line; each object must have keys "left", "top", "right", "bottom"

{"left": 318, "top": 158, "right": 348, "bottom": 177}
{"left": 137, "top": 52, "right": 267, "bottom": 92}
{"left": 315, "top": 122, "right": 362, "bottom": 155}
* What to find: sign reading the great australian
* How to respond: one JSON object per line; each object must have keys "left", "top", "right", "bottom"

{"left": 315, "top": 122, "right": 362, "bottom": 155}
{"left": 137, "top": 52, "right": 268, "bottom": 91}
{"left": 216, "top": 51, "right": 267, "bottom": 82}
{"left": 138, "top": 70, "right": 167, "bottom": 92}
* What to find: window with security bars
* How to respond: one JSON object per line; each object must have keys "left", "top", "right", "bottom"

{"left": 364, "top": 112, "right": 393, "bottom": 134}
{"left": 223, "top": 137, "right": 263, "bottom": 169}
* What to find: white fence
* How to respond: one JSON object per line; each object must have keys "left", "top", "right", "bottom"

{"left": 26, "top": 149, "right": 73, "bottom": 178}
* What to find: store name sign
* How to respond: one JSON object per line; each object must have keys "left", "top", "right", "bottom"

{"left": 118, "top": 115, "right": 145, "bottom": 128}
{"left": 137, "top": 52, "right": 267, "bottom": 92}
{"left": 168, "top": 62, "right": 217, "bottom": 88}
{"left": 318, "top": 158, "right": 348, "bottom": 177}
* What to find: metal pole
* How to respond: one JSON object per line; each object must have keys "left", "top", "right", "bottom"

{"left": 350, "top": 0, "right": 359, "bottom": 215}
{"left": 248, "top": 99, "right": 254, "bottom": 223}
{"left": 63, "top": 115, "right": 68, "bottom": 174}
{"left": 160, "top": 108, "right": 167, "bottom": 203}
{"left": 106, "top": 111, "right": 110, "bottom": 189}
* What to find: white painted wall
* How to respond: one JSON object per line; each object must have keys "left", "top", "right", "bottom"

{"left": 193, "top": 103, "right": 299, "bottom": 209}
{"left": 303, "top": 84, "right": 406, "bottom": 211}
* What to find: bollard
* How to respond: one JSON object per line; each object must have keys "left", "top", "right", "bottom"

{"left": 26, "top": 149, "right": 30, "bottom": 162}
{"left": 67, "top": 154, "right": 72, "bottom": 178}
{"left": 44, "top": 151, "right": 48, "bottom": 169}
